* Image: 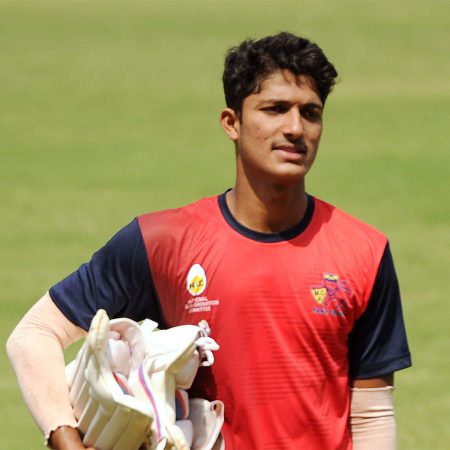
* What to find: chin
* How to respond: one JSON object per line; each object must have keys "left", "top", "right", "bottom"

{"left": 269, "top": 170, "right": 307, "bottom": 185}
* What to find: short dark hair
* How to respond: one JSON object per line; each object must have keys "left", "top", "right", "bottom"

{"left": 223, "top": 32, "right": 338, "bottom": 115}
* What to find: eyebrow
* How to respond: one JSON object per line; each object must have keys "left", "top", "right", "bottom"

{"left": 259, "top": 99, "right": 323, "bottom": 109}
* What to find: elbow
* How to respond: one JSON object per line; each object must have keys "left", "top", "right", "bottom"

{"left": 6, "top": 319, "right": 54, "bottom": 365}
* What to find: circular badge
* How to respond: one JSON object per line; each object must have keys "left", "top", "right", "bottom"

{"left": 186, "top": 263, "right": 207, "bottom": 296}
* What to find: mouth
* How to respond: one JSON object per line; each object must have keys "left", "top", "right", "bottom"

{"left": 272, "top": 143, "right": 307, "bottom": 154}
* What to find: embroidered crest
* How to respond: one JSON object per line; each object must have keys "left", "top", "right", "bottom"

{"left": 311, "top": 287, "right": 327, "bottom": 304}
{"left": 310, "top": 273, "right": 353, "bottom": 317}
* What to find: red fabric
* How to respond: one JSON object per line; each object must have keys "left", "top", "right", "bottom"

{"left": 138, "top": 196, "right": 387, "bottom": 450}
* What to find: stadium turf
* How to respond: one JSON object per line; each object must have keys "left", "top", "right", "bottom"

{"left": 1, "top": 1, "right": 449, "bottom": 448}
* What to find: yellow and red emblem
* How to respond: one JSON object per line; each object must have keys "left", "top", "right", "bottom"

{"left": 186, "top": 263, "right": 207, "bottom": 296}
{"left": 310, "top": 287, "right": 327, "bottom": 304}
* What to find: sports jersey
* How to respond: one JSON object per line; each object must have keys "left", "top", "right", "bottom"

{"left": 50, "top": 192, "right": 411, "bottom": 450}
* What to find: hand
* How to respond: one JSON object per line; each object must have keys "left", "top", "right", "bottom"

{"left": 48, "top": 426, "right": 96, "bottom": 450}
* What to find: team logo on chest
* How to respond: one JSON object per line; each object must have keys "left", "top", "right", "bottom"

{"left": 310, "top": 273, "right": 353, "bottom": 317}
{"left": 185, "top": 263, "right": 220, "bottom": 314}
{"left": 186, "top": 263, "right": 207, "bottom": 296}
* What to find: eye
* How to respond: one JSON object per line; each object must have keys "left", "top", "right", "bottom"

{"left": 261, "top": 103, "right": 289, "bottom": 114}
{"left": 301, "top": 107, "right": 322, "bottom": 122}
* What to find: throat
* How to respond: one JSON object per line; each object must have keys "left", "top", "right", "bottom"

{"left": 226, "top": 186, "right": 308, "bottom": 233}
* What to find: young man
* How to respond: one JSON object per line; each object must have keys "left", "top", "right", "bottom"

{"left": 7, "top": 32, "right": 411, "bottom": 450}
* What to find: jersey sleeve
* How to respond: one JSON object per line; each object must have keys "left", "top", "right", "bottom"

{"left": 49, "top": 218, "right": 163, "bottom": 330}
{"left": 348, "top": 242, "right": 412, "bottom": 379}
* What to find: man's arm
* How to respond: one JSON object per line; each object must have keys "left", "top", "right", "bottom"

{"left": 7, "top": 220, "right": 162, "bottom": 449}
{"left": 351, "top": 374, "right": 393, "bottom": 388}
{"left": 347, "top": 242, "right": 411, "bottom": 449}
{"left": 6, "top": 292, "right": 93, "bottom": 449}
{"left": 349, "top": 374, "right": 396, "bottom": 450}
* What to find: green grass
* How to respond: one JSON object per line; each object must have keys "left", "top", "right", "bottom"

{"left": 1, "top": 1, "right": 449, "bottom": 449}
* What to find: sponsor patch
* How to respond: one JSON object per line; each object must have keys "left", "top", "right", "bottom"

{"left": 186, "top": 263, "right": 207, "bottom": 296}
{"left": 185, "top": 263, "right": 220, "bottom": 314}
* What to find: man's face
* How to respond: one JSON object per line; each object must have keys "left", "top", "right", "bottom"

{"left": 222, "top": 70, "right": 324, "bottom": 185}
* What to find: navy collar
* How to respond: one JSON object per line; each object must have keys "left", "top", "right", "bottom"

{"left": 217, "top": 191, "right": 315, "bottom": 243}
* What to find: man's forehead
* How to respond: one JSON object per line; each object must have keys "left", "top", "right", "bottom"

{"left": 253, "top": 70, "right": 322, "bottom": 103}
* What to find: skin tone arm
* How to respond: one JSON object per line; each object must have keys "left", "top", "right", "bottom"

{"left": 351, "top": 374, "right": 394, "bottom": 388}
{"left": 350, "top": 375, "right": 396, "bottom": 450}
{"left": 6, "top": 293, "right": 94, "bottom": 450}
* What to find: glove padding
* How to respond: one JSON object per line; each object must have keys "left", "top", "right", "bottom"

{"left": 66, "top": 310, "right": 223, "bottom": 450}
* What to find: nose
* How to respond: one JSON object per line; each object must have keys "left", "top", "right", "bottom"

{"left": 282, "top": 108, "right": 304, "bottom": 139}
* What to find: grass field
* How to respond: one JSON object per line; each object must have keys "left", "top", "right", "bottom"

{"left": 1, "top": 1, "right": 449, "bottom": 449}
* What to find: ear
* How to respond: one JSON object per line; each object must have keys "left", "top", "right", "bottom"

{"left": 220, "top": 108, "right": 240, "bottom": 141}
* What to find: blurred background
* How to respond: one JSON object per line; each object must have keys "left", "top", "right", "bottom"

{"left": 1, "top": 1, "right": 449, "bottom": 448}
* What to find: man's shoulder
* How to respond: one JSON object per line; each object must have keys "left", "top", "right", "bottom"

{"left": 137, "top": 195, "right": 220, "bottom": 237}
{"left": 139, "top": 195, "right": 217, "bottom": 220}
{"left": 312, "top": 196, "right": 388, "bottom": 244}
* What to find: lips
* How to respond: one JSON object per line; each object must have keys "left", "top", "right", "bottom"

{"left": 273, "top": 143, "right": 307, "bottom": 154}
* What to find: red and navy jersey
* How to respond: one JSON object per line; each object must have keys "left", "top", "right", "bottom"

{"left": 51, "top": 193, "right": 411, "bottom": 450}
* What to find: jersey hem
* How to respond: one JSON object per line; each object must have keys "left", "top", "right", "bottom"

{"left": 350, "top": 352, "right": 412, "bottom": 379}
{"left": 49, "top": 286, "right": 90, "bottom": 331}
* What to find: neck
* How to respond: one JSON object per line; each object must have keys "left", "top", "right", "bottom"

{"left": 227, "top": 178, "right": 308, "bottom": 233}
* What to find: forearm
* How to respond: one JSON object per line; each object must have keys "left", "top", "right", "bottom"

{"left": 349, "top": 386, "right": 396, "bottom": 450}
{"left": 6, "top": 293, "right": 85, "bottom": 445}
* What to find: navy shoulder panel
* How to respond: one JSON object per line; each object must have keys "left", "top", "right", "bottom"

{"left": 348, "top": 243, "right": 412, "bottom": 378}
{"left": 50, "top": 218, "right": 163, "bottom": 330}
